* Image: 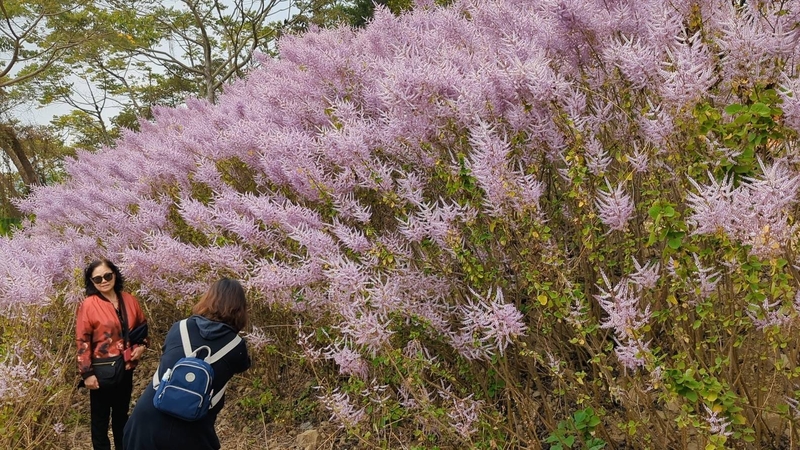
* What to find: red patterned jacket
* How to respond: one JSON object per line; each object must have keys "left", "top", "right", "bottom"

{"left": 76, "top": 292, "right": 148, "bottom": 379}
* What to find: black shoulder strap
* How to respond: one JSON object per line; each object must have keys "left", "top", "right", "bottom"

{"left": 98, "top": 291, "right": 130, "bottom": 346}
{"left": 117, "top": 292, "right": 130, "bottom": 346}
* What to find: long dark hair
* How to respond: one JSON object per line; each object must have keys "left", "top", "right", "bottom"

{"left": 84, "top": 259, "right": 125, "bottom": 297}
{"left": 192, "top": 278, "right": 248, "bottom": 332}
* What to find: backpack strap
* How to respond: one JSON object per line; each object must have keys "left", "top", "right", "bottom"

{"left": 179, "top": 319, "right": 194, "bottom": 357}
{"left": 180, "top": 318, "right": 242, "bottom": 362}
{"left": 207, "top": 332, "right": 242, "bottom": 407}
{"left": 153, "top": 319, "right": 196, "bottom": 388}
{"left": 206, "top": 333, "right": 242, "bottom": 363}
{"left": 211, "top": 381, "right": 229, "bottom": 407}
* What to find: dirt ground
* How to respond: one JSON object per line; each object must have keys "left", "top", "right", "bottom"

{"left": 64, "top": 388, "right": 341, "bottom": 450}
{"left": 64, "top": 370, "right": 341, "bottom": 450}
{"left": 64, "top": 400, "right": 337, "bottom": 450}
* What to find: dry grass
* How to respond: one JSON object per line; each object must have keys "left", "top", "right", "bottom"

{"left": 63, "top": 378, "right": 344, "bottom": 450}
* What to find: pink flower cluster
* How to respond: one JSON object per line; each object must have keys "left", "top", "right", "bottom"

{"left": 456, "top": 288, "right": 528, "bottom": 360}
{"left": 687, "top": 160, "right": 800, "bottom": 260}
{"left": 595, "top": 271, "right": 652, "bottom": 371}
{"left": 0, "top": 353, "right": 37, "bottom": 402}
{"left": 318, "top": 389, "right": 367, "bottom": 429}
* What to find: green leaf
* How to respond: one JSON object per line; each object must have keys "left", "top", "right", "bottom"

{"left": 750, "top": 103, "right": 771, "bottom": 116}
{"left": 724, "top": 104, "right": 744, "bottom": 115}
{"left": 648, "top": 204, "right": 662, "bottom": 220}
{"left": 667, "top": 235, "right": 683, "bottom": 249}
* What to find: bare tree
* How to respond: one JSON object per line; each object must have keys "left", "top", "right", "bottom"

{"left": 127, "top": 0, "right": 295, "bottom": 103}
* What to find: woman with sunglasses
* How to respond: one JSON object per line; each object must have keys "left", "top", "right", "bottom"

{"left": 77, "top": 259, "right": 148, "bottom": 450}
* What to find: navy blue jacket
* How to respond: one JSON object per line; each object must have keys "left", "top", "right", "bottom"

{"left": 123, "top": 315, "right": 250, "bottom": 450}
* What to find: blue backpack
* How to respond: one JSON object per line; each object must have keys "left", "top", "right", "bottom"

{"left": 152, "top": 319, "right": 242, "bottom": 421}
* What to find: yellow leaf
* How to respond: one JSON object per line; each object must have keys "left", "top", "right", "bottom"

{"left": 537, "top": 294, "right": 548, "bottom": 306}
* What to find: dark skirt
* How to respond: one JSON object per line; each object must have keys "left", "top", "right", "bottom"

{"left": 122, "top": 383, "right": 222, "bottom": 450}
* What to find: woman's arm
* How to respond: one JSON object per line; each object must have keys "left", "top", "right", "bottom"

{"left": 233, "top": 341, "right": 251, "bottom": 375}
{"left": 76, "top": 299, "right": 95, "bottom": 379}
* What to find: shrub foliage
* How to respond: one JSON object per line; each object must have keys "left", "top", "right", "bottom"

{"left": 2, "top": 0, "right": 800, "bottom": 448}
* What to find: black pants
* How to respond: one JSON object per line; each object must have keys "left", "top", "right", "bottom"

{"left": 90, "top": 369, "right": 134, "bottom": 450}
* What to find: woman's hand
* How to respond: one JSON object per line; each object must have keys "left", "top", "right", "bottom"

{"left": 131, "top": 345, "right": 146, "bottom": 361}
{"left": 85, "top": 375, "right": 99, "bottom": 390}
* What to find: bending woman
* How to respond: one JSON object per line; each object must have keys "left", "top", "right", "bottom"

{"left": 123, "top": 278, "right": 251, "bottom": 450}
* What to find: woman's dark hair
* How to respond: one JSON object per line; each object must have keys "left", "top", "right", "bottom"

{"left": 192, "top": 278, "right": 248, "bottom": 332}
{"left": 84, "top": 259, "right": 125, "bottom": 296}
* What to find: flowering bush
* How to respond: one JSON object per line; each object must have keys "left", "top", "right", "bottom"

{"left": 0, "top": 306, "right": 77, "bottom": 449}
{"left": 3, "top": 0, "right": 800, "bottom": 447}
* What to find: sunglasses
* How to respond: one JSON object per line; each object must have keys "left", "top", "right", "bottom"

{"left": 91, "top": 272, "right": 115, "bottom": 284}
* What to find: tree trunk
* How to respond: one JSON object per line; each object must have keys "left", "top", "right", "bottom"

{"left": 0, "top": 123, "right": 41, "bottom": 190}
{"left": 0, "top": 171, "right": 22, "bottom": 219}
